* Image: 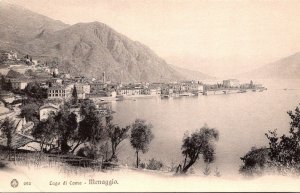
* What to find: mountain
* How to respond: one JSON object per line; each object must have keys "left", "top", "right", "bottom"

{"left": 0, "top": 2, "right": 211, "bottom": 82}
{"left": 24, "top": 22, "right": 185, "bottom": 82}
{"left": 170, "top": 65, "right": 214, "bottom": 80}
{"left": 0, "top": 1, "right": 68, "bottom": 52}
{"left": 238, "top": 52, "right": 300, "bottom": 79}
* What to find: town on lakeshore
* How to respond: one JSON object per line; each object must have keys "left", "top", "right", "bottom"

{"left": 1, "top": 50, "right": 266, "bottom": 102}
{"left": 0, "top": 49, "right": 267, "bottom": 166}
{"left": 1, "top": 1, "right": 300, "bottom": 191}
{"left": 0, "top": 50, "right": 266, "bottom": 166}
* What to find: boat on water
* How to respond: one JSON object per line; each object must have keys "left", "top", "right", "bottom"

{"left": 161, "top": 95, "right": 170, "bottom": 99}
{"left": 223, "top": 90, "right": 229, "bottom": 94}
{"left": 238, "top": 90, "right": 247, "bottom": 93}
{"left": 179, "top": 92, "right": 194, "bottom": 97}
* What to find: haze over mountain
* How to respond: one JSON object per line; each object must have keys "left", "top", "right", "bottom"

{"left": 237, "top": 52, "right": 300, "bottom": 79}
{"left": 0, "top": 2, "right": 212, "bottom": 82}
{"left": 0, "top": 2, "right": 68, "bottom": 50}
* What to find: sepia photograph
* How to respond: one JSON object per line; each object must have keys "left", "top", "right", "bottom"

{"left": 0, "top": 0, "right": 300, "bottom": 192}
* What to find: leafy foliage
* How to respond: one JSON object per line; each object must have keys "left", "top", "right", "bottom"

{"left": 32, "top": 114, "right": 58, "bottom": 152}
{"left": 239, "top": 147, "right": 270, "bottom": 176}
{"left": 146, "top": 158, "right": 163, "bottom": 170}
{"left": 106, "top": 117, "right": 130, "bottom": 161}
{"left": 71, "top": 85, "right": 78, "bottom": 105}
{"left": 72, "top": 99, "right": 106, "bottom": 154}
{"left": 76, "top": 146, "right": 96, "bottom": 159}
{"left": 240, "top": 104, "right": 300, "bottom": 176}
{"left": 130, "top": 119, "right": 154, "bottom": 168}
{"left": 265, "top": 105, "right": 300, "bottom": 170}
{"left": 0, "top": 117, "right": 16, "bottom": 148}
{"left": 179, "top": 125, "right": 219, "bottom": 173}
{"left": 24, "top": 82, "right": 48, "bottom": 99}
{"left": 55, "top": 105, "right": 78, "bottom": 153}
{"left": 20, "top": 102, "right": 40, "bottom": 122}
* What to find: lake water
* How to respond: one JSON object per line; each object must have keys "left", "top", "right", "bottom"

{"left": 112, "top": 79, "right": 300, "bottom": 177}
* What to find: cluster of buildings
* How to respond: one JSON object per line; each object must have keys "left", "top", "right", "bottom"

{"left": 3, "top": 51, "right": 264, "bottom": 102}
{"left": 6, "top": 61, "right": 206, "bottom": 101}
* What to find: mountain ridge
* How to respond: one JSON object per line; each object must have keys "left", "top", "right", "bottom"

{"left": 0, "top": 2, "right": 212, "bottom": 82}
{"left": 237, "top": 52, "right": 300, "bottom": 79}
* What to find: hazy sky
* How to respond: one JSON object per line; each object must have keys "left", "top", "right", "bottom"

{"left": 6, "top": 0, "right": 300, "bottom": 77}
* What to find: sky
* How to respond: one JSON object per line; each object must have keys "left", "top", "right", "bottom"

{"left": 6, "top": 0, "right": 300, "bottom": 77}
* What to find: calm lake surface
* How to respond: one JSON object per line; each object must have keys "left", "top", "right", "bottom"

{"left": 112, "top": 79, "right": 300, "bottom": 177}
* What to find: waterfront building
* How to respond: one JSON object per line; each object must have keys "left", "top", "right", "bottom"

{"left": 223, "top": 79, "right": 240, "bottom": 88}
{"left": 117, "top": 87, "right": 143, "bottom": 96}
{"left": 90, "top": 81, "right": 106, "bottom": 94}
{"left": 47, "top": 84, "right": 73, "bottom": 99}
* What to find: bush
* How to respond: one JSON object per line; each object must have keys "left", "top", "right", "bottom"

{"left": 146, "top": 158, "right": 163, "bottom": 170}
{"left": 239, "top": 147, "right": 270, "bottom": 176}
{"left": 203, "top": 164, "right": 211, "bottom": 176}
{"left": 214, "top": 167, "right": 221, "bottom": 177}
{"left": 76, "top": 146, "right": 96, "bottom": 159}
{"left": 240, "top": 105, "right": 300, "bottom": 176}
{"left": 139, "top": 162, "right": 146, "bottom": 169}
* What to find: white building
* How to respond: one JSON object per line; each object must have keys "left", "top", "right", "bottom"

{"left": 11, "top": 79, "right": 28, "bottom": 90}
{"left": 5, "top": 51, "right": 18, "bottom": 60}
{"left": 39, "top": 103, "right": 59, "bottom": 121}
{"left": 47, "top": 85, "right": 73, "bottom": 99}
{"left": 118, "top": 88, "right": 143, "bottom": 96}
{"left": 223, "top": 79, "right": 240, "bottom": 88}
{"left": 50, "top": 67, "right": 59, "bottom": 76}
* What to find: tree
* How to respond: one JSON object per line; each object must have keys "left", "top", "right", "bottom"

{"left": 55, "top": 105, "right": 78, "bottom": 153}
{"left": 239, "top": 146, "right": 270, "bottom": 176}
{"left": 0, "top": 75, "right": 6, "bottom": 90}
{"left": 77, "top": 109, "right": 104, "bottom": 145}
{"left": 0, "top": 117, "right": 16, "bottom": 159}
{"left": 179, "top": 125, "right": 219, "bottom": 174}
{"left": 6, "top": 79, "right": 12, "bottom": 91}
{"left": 71, "top": 99, "right": 105, "bottom": 153}
{"left": 265, "top": 104, "right": 300, "bottom": 169}
{"left": 24, "top": 82, "right": 48, "bottom": 100}
{"left": 32, "top": 114, "right": 58, "bottom": 152}
{"left": 20, "top": 102, "right": 40, "bottom": 122}
{"left": 72, "top": 85, "right": 78, "bottom": 105}
{"left": 0, "top": 51, "right": 8, "bottom": 64}
{"left": 130, "top": 119, "right": 154, "bottom": 168}
{"left": 80, "top": 99, "right": 97, "bottom": 117}
{"left": 240, "top": 104, "right": 300, "bottom": 176}
{"left": 32, "top": 105, "right": 78, "bottom": 153}
{"left": 250, "top": 80, "right": 254, "bottom": 89}
{"left": 106, "top": 117, "right": 130, "bottom": 161}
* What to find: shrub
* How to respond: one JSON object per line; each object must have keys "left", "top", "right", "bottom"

{"left": 146, "top": 158, "right": 163, "bottom": 170}
{"left": 139, "top": 162, "right": 146, "bottom": 169}
{"left": 76, "top": 146, "right": 96, "bottom": 159}
{"left": 203, "top": 164, "right": 211, "bottom": 176}
{"left": 239, "top": 147, "right": 270, "bottom": 176}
